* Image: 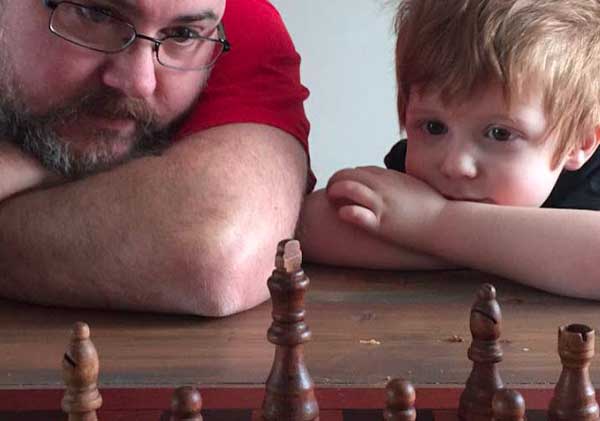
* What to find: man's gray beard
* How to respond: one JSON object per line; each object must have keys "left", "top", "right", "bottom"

{"left": 0, "top": 96, "right": 174, "bottom": 178}
{"left": 0, "top": 38, "right": 180, "bottom": 179}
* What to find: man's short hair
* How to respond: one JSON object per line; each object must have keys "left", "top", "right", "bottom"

{"left": 394, "top": 0, "right": 600, "bottom": 164}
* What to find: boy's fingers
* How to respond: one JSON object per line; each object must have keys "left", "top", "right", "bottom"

{"left": 337, "top": 205, "right": 379, "bottom": 232}
{"left": 327, "top": 180, "right": 382, "bottom": 212}
{"left": 327, "top": 167, "right": 383, "bottom": 190}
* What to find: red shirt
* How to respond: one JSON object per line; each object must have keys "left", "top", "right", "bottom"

{"left": 176, "top": 0, "right": 313, "bottom": 188}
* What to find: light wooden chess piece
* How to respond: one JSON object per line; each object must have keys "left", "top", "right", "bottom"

{"left": 548, "top": 324, "right": 600, "bottom": 421}
{"left": 262, "top": 239, "right": 319, "bottom": 421}
{"left": 62, "top": 321, "right": 103, "bottom": 421}
{"left": 458, "top": 284, "right": 504, "bottom": 420}
{"left": 492, "top": 389, "right": 526, "bottom": 421}
{"left": 384, "top": 378, "right": 416, "bottom": 421}
{"left": 170, "top": 386, "right": 203, "bottom": 421}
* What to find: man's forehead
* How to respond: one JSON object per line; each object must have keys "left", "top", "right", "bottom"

{"left": 102, "top": 0, "right": 225, "bottom": 23}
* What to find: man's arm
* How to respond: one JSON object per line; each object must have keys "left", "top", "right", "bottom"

{"left": 0, "top": 123, "right": 307, "bottom": 316}
{"left": 0, "top": 142, "right": 57, "bottom": 201}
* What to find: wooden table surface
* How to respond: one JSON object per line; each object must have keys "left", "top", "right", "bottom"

{"left": 2, "top": 263, "right": 600, "bottom": 391}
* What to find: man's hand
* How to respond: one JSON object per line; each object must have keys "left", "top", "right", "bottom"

{"left": 326, "top": 166, "right": 448, "bottom": 247}
{"left": 0, "top": 142, "right": 58, "bottom": 201}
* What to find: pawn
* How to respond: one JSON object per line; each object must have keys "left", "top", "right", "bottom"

{"left": 384, "top": 378, "right": 416, "bottom": 421}
{"left": 548, "top": 324, "right": 600, "bottom": 421}
{"left": 61, "top": 322, "right": 103, "bottom": 421}
{"left": 170, "top": 386, "right": 203, "bottom": 421}
{"left": 492, "top": 389, "right": 526, "bottom": 421}
{"left": 458, "top": 284, "right": 504, "bottom": 421}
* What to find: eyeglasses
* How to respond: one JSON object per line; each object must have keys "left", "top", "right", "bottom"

{"left": 43, "top": 0, "right": 231, "bottom": 71}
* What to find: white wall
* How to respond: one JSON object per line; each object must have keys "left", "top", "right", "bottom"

{"left": 270, "top": 0, "right": 400, "bottom": 188}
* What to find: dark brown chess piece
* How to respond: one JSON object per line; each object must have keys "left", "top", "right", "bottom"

{"left": 458, "top": 284, "right": 504, "bottom": 420}
{"left": 548, "top": 324, "right": 600, "bottom": 421}
{"left": 170, "top": 386, "right": 203, "bottom": 421}
{"left": 262, "top": 239, "right": 319, "bottom": 421}
{"left": 61, "top": 321, "right": 103, "bottom": 421}
{"left": 384, "top": 378, "right": 416, "bottom": 421}
{"left": 492, "top": 389, "right": 526, "bottom": 421}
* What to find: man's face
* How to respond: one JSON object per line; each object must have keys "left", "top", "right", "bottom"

{"left": 404, "top": 83, "right": 569, "bottom": 207}
{"left": 0, "top": 0, "right": 226, "bottom": 177}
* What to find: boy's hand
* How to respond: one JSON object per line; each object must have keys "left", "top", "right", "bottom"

{"left": 326, "top": 166, "right": 448, "bottom": 247}
{"left": 0, "top": 142, "right": 60, "bottom": 201}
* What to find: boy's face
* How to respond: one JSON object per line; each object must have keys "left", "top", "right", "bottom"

{"left": 404, "top": 83, "right": 567, "bottom": 207}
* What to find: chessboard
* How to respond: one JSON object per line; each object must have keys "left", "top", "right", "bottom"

{"left": 2, "top": 240, "right": 600, "bottom": 420}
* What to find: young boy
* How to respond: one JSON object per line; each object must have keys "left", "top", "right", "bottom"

{"left": 299, "top": 0, "right": 600, "bottom": 299}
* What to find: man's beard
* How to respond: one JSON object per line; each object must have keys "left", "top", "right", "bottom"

{"left": 0, "top": 89, "right": 176, "bottom": 178}
{"left": 0, "top": 42, "right": 178, "bottom": 179}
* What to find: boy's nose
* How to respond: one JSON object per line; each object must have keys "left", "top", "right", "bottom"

{"left": 101, "top": 42, "right": 158, "bottom": 100}
{"left": 439, "top": 144, "right": 478, "bottom": 179}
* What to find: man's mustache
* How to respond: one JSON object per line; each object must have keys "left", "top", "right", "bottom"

{"left": 42, "top": 89, "right": 158, "bottom": 129}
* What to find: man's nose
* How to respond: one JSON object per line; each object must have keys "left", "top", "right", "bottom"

{"left": 439, "top": 142, "right": 478, "bottom": 179}
{"left": 101, "top": 42, "right": 158, "bottom": 99}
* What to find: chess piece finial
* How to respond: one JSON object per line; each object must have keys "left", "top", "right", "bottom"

{"left": 548, "top": 324, "right": 600, "bottom": 421}
{"left": 458, "top": 284, "right": 504, "bottom": 420}
{"left": 262, "top": 239, "right": 319, "bottom": 420}
{"left": 492, "top": 389, "right": 526, "bottom": 421}
{"left": 384, "top": 378, "right": 416, "bottom": 421}
{"left": 62, "top": 321, "right": 103, "bottom": 421}
{"left": 170, "top": 386, "right": 203, "bottom": 421}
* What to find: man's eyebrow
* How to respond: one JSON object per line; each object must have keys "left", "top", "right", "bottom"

{"left": 100, "top": 1, "right": 218, "bottom": 23}
{"left": 173, "top": 11, "right": 219, "bottom": 24}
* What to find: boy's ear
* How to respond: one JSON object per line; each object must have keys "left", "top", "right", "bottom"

{"left": 563, "top": 126, "right": 600, "bottom": 171}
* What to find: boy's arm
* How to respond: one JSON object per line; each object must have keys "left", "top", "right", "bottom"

{"left": 298, "top": 189, "right": 455, "bottom": 270}
{"left": 0, "top": 123, "right": 307, "bottom": 316}
{"left": 324, "top": 166, "right": 600, "bottom": 299}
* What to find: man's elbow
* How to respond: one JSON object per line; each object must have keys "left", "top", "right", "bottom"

{"left": 172, "top": 240, "right": 272, "bottom": 317}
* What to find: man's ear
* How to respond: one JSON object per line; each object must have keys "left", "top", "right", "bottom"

{"left": 564, "top": 126, "right": 600, "bottom": 171}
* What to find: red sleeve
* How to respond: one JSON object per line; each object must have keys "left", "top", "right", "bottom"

{"left": 175, "top": 0, "right": 314, "bottom": 189}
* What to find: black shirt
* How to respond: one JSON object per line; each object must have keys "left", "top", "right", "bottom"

{"left": 384, "top": 139, "right": 600, "bottom": 210}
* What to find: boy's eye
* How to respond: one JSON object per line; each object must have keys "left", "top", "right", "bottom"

{"left": 423, "top": 120, "right": 448, "bottom": 135}
{"left": 486, "top": 126, "right": 514, "bottom": 142}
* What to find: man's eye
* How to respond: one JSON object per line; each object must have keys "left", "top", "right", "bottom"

{"left": 423, "top": 120, "right": 448, "bottom": 135}
{"left": 486, "top": 126, "right": 514, "bottom": 142}
{"left": 164, "top": 27, "right": 201, "bottom": 43}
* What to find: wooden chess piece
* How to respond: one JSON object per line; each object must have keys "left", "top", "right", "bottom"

{"left": 170, "top": 386, "right": 203, "bottom": 421}
{"left": 384, "top": 378, "right": 416, "bottom": 421}
{"left": 262, "top": 239, "right": 319, "bottom": 421}
{"left": 61, "top": 321, "right": 103, "bottom": 421}
{"left": 548, "top": 324, "right": 600, "bottom": 421}
{"left": 492, "top": 389, "right": 526, "bottom": 421}
{"left": 458, "top": 284, "right": 504, "bottom": 421}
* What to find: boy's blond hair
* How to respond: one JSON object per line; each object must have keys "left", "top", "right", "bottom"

{"left": 395, "top": 0, "right": 600, "bottom": 164}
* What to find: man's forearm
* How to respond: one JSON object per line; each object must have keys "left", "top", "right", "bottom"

{"left": 0, "top": 142, "right": 56, "bottom": 201}
{"left": 0, "top": 124, "right": 307, "bottom": 316}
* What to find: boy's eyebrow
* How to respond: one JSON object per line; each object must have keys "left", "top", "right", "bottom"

{"left": 101, "top": 0, "right": 219, "bottom": 23}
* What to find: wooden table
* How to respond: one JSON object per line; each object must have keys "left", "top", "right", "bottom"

{"left": 1, "top": 264, "right": 599, "bottom": 419}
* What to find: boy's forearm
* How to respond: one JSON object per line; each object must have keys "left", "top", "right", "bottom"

{"left": 299, "top": 189, "right": 454, "bottom": 270}
{"left": 419, "top": 202, "right": 600, "bottom": 298}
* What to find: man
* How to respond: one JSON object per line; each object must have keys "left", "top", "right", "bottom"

{"left": 0, "top": 0, "right": 311, "bottom": 316}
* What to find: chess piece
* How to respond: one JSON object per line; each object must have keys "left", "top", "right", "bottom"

{"left": 492, "top": 389, "right": 526, "bottom": 421}
{"left": 548, "top": 324, "right": 600, "bottom": 421}
{"left": 458, "top": 284, "right": 504, "bottom": 421}
{"left": 61, "top": 322, "right": 103, "bottom": 421}
{"left": 384, "top": 378, "right": 416, "bottom": 421}
{"left": 262, "top": 239, "right": 319, "bottom": 421}
{"left": 170, "top": 386, "right": 203, "bottom": 421}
